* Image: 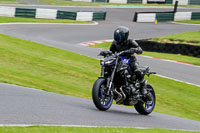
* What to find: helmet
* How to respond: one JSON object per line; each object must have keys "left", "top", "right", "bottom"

{"left": 114, "top": 26, "right": 129, "bottom": 43}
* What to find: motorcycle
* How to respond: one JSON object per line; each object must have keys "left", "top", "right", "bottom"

{"left": 92, "top": 50, "right": 156, "bottom": 115}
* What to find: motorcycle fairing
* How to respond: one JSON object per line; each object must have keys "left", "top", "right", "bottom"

{"left": 120, "top": 56, "right": 130, "bottom": 65}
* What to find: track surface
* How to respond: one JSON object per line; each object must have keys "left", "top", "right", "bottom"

{"left": 1, "top": 83, "right": 200, "bottom": 131}
{"left": 0, "top": 5, "right": 200, "bottom": 130}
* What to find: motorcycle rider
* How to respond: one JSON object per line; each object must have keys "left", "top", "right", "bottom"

{"left": 110, "top": 26, "right": 151, "bottom": 101}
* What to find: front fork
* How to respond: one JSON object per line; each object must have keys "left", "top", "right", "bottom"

{"left": 99, "top": 57, "right": 119, "bottom": 96}
{"left": 99, "top": 66, "right": 112, "bottom": 96}
{"left": 100, "top": 66, "right": 105, "bottom": 77}
{"left": 107, "top": 57, "right": 119, "bottom": 95}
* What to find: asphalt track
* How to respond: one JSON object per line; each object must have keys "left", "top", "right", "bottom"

{"left": 1, "top": 83, "right": 200, "bottom": 131}
{"left": 0, "top": 5, "right": 200, "bottom": 131}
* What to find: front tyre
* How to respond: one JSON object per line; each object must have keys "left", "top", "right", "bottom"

{"left": 92, "top": 78, "right": 113, "bottom": 111}
{"left": 134, "top": 84, "right": 156, "bottom": 115}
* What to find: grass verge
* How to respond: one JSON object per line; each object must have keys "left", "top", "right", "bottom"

{"left": 0, "top": 126, "right": 199, "bottom": 133}
{"left": 0, "top": 16, "right": 90, "bottom": 24}
{"left": 151, "top": 31, "right": 200, "bottom": 46}
{"left": 91, "top": 41, "right": 200, "bottom": 66}
{"left": 0, "top": 34, "right": 99, "bottom": 99}
{"left": 176, "top": 20, "right": 200, "bottom": 24}
{"left": 0, "top": 0, "right": 23, "bottom": 4}
{"left": 0, "top": 34, "right": 200, "bottom": 121}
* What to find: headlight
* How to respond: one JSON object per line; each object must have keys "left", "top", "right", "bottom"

{"left": 100, "top": 60, "right": 113, "bottom": 66}
{"left": 100, "top": 58, "right": 115, "bottom": 66}
{"left": 105, "top": 60, "right": 114, "bottom": 64}
{"left": 100, "top": 60, "right": 105, "bottom": 65}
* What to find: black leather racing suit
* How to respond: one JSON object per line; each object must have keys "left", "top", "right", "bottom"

{"left": 110, "top": 39, "right": 147, "bottom": 92}
{"left": 110, "top": 39, "right": 142, "bottom": 75}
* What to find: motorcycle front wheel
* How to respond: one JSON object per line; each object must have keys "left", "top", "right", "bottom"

{"left": 134, "top": 84, "right": 156, "bottom": 115}
{"left": 92, "top": 78, "right": 113, "bottom": 111}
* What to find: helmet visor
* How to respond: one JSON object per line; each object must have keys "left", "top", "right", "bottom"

{"left": 114, "top": 33, "right": 121, "bottom": 43}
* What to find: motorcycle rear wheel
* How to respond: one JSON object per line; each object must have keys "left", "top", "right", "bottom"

{"left": 134, "top": 84, "right": 156, "bottom": 115}
{"left": 92, "top": 78, "right": 113, "bottom": 111}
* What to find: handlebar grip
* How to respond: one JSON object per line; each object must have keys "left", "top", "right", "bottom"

{"left": 149, "top": 72, "right": 157, "bottom": 74}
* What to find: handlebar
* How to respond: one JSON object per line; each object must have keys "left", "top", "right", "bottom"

{"left": 146, "top": 72, "right": 157, "bottom": 77}
{"left": 98, "top": 48, "right": 138, "bottom": 57}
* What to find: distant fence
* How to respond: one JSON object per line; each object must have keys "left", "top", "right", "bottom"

{"left": 136, "top": 40, "right": 200, "bottom": 58}
{"left": 134, "top": 11, "right": 200, "bottom": 22}
{"left": 0, "top": 6, "right": 106, "bottom": 21}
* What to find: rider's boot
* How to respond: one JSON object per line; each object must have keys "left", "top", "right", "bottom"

{"left": 140, "top": 79, "right": 152, "bottom": 104}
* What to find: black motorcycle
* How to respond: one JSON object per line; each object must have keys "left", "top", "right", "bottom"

{"left": 92, "top": 50, "right": 156, "bottom": 115}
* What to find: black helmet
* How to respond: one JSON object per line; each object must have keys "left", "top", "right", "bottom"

{"left": 114, "top": 26, "right": 129, "bottom": 43}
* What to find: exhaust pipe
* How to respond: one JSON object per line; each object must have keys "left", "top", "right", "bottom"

{"left": 114, "top": 87, "right": 126, "bottom": 104}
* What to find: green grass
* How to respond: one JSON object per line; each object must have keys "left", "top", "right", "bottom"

{"left": 0, "top": 0, "right": 24, "bottom": 4}
{"left": 0, "top": 16, "right": 90, "bottom": 24}
{"left": 146, "top": 74, "right": 200, "bottom": 121}
{"left": 151, "top": 31, "right": 200, "bottom": 46}
{"left": 143, "top": 51, "right": 200, "bottom": 66}
{"left": 0, "top": 126, "right": 199, "bottom": 133}
{"left": 180, "top": 5, "right": 200, "bottom": 8}
{"left": 0, "top": 34, "right": 200, "bottom": 121}
{"left": 0, "top": 34, "right": 99, "bottom": 99}
{"left": 91, "top": 42, "right": 200, "bottom": 66}
{"left": 176, "top": 20, "right": 200, "bottom": 24}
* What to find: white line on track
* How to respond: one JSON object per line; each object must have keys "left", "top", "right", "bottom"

{"left": 0, "top": 124, "right": 199, "bottom": 132}
{"left": 156, "top": 74, "right": 200, "bottom": 88}
{"left": 0, "top": 124, "right": 145, "bottom": 128}
{"left": 171, "top": 22, "right": 200, "bottom": 26}
{"left": 0, "top": 21, "right": 98, "bottom": 26}
{"left": 138, "top": 55, "right": 200, "bottom": 68}
{"left": 0, "top": 4, "right": 106, "bottom": 8}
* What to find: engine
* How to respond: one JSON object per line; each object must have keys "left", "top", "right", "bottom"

{"left": 114, "top": 68, "right": 141, "bottom": 106}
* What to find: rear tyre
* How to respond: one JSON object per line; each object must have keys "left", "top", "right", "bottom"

{"left": 92, "top": 78, "right": 113, "bottom": 111}
{"left": 134, "top": 84, "right": 156, "bottom": 115}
